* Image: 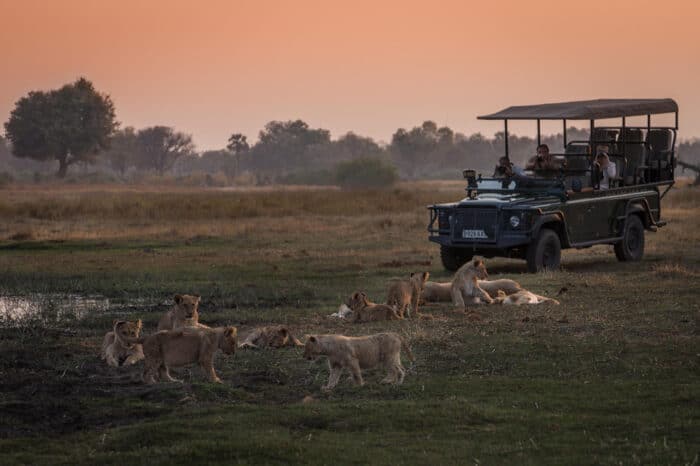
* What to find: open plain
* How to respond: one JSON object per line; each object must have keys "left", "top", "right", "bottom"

{"left": 0, "top": 181, "right": 698, "bottom": 465}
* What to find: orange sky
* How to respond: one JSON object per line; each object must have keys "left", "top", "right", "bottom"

{"left": 1, "top": 0, "right": 699, "bottom": 150}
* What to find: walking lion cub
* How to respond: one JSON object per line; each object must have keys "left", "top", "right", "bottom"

{"left": 386, "top": 271, "right": 429, "bottom": 318}
{"left": 100, "top": 319, "right": 145, "bottom": 367}
{"left": 303, "top": 332, "right": 414, "bottom": 391}
{"left": 123, "top": 326, "right": 238, "bottom": 384}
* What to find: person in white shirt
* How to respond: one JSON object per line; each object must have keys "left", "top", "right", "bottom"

{"left": 594, "top": 152, "right": 617, "bottom": 190}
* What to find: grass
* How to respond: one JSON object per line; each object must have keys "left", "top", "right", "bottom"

{"left": 0, "top": 181, "right": 698, "bottom": 465}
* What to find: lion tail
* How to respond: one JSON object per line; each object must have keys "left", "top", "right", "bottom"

{"left": 400, "top": 337, "right": 415, "bottom": 363}
{"left": 535, "top": 294, "right": 560, "bottom": 305}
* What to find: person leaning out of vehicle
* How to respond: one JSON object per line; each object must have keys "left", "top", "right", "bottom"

{"left": 525, "top": 144, "right": 563, "bottom": 171}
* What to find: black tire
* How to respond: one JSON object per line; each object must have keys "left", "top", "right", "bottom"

{"left": 526, "top": 228, "right": 561, "bottom": 273}
{"left": 614, "top": 214, "right": 645, "bottom": 262}
{"left": 440, "top": 246, "right": 473, "bottom": 272}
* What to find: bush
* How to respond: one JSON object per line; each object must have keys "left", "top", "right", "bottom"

{"left": 0, "top": 171, "right": 14, "bottom": 187}
{"left": 335, "top": 157, "right": 398, "bottom": 189}
{"left": 276, "top": 169, "right": 335, "bottom": 186}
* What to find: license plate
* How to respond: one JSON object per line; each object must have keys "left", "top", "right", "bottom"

{"left": 462, "top": 229, "right": 488, "bottom": 239}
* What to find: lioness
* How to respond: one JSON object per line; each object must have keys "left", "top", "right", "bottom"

{"left": 238, "top": 326, "right": 304, "bottom": 349}
{"left": 386, "top": 271, "right": 429, "bottom": 318}
{"left": 124, "top": 326, "right": 237, "bottom": 384}
{"left": 303, "top": 332, "right": 414, "bottom": 390}
{"left": 100, "top": 319, "right": 145, "bottom": 367}
{"left": 157, "top": 294, "right": 207, "bottom": 331}
{"left": 451, "top": 258, "right": 494, "bottom": 308}
{"left": 422, "top": 278, "right": 522, "bottom": 303}
{"left": 347, "top": 291, "right": 401, "bottom": 322}
{"left": 493, "top": 289, "right": 560, "bottom": 305}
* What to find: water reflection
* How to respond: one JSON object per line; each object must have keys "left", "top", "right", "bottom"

{"left": 0, "top": 294, "right": 110, "bottom": 322}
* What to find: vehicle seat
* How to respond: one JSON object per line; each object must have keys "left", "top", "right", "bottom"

{"left": 619, "top": 128, "right": 644, "bottom": 185}
{"left": 564, "top": 143, "right": 592, "bottom": 189}
{"left": 646, "top": 129, "right": 674, "bottom": 181}
{"left": 607, "top": 155, "right": 626, "bottom": 188}
{"left": 591, "top": 128, "right": 619, "bottom": 155}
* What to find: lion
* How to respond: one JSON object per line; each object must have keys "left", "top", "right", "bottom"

{"left": 451, "top": 257, "right": 494, "bottom": 308}
{"left": 386, "top": 271, "right": 429, "bottom": 318}
{"left": 157, "top": 294, "right": 208, "bottom": 331}
{"left": 493, "top": 289, "right": 560, "bottom": 305}
{"left": 422, "top": 277, "right": 522, "bottom": 303}
{"left": 346, "top": 291, "right": 401, "bottom": 322}
{"left": 303, "top": 332, "right": 414, "bottom": 390}
{"left": 100, "top": 319, "right": 145, "bottom": 367}
{"left": 123, "top": 326, "right": 237, "bottom": 384}
{"left": 238, "top": 326, "right": 304, "bottom": 349}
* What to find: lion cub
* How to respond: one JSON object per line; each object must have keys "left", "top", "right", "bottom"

{"left": 238, "top": 326, "right": 304, "bottom": 349}
{"left": 101, "top": 319, "right": 145, "bottom": 367}
{"left": 303, "top": 332, "right": 414, "bottom": 390}
{"left": 124, "top": 326, "right": 238, "bottom": 384}
{"left": 386, "top": 271, "right": 429, "bottom": 318}
{"left": 451, "top": 258, "right": 494, "bottom": 308}
{"left": 347, "top": 291, "right": 401, "bottom": 322}
{"left": 157, "top": 294, "right": 207, "bottom": 331}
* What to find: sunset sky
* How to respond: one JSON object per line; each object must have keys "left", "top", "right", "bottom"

{"left": 2, "top": 0, "right": 699, "bottom": 150}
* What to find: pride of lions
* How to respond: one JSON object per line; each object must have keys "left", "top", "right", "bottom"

{"left": 100, "top": 258, "right": 558, "bottom": 390}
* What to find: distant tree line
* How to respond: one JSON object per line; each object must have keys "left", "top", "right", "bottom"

{"left": 2, "top": 78, "right": 700, "bottom": 184}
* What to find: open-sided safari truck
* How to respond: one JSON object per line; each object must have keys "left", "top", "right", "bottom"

{"left": 428, "top": 99, "right": 678, "bottom": 272}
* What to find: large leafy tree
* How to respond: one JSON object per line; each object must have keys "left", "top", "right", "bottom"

{"left": 3, "top": 78, "right": 117, "bottom": 177}
{"left": 103, "top": 127, "right": 137, "bottom": 177}
{"left": 135, "top": 126, "right": 195, "bottom": 176}
{"left": 250, "top": 120, "right": 331, "bottom": 174}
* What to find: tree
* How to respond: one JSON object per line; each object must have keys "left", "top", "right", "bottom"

{"left": 103, "top": 127, "right": 137, "bottom": 177}
{"left": 247, "top": 120, "right": 331, "bottom": 175}
{"left": 3, "top": 77, "right": 117, "bottom": 178}
{"left": 226, "top": 133, "right": 249, "bottom": 178}
{"left": 135, "top": 126, "right": 195, "bottom": 175}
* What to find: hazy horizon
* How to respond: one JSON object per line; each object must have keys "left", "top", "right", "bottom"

{"left": 2, "top": 0, "right": 699, "bottom": 151}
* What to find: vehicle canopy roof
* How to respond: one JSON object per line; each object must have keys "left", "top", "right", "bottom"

{"left": 478, "top": 98, "right": 678, "bottom": 121}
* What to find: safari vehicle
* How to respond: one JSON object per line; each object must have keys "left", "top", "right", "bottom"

{"left": 428, "top": 99, "right": 678, "bottom": 272}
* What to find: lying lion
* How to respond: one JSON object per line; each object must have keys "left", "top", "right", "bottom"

{"left": 157, "top": 294, "right": 209, "bottom": 331}
{"left": 386, "top": 271, "right": 429, "bottom": 318}
{"left": 101, "top": 319, "right": 145, "bottom": 367}
{"left": 493, "top": 289, "right": 560, "bottom": 305}
{"left": 123, "top": 326, "right": 237, "bottom": 384}
{"left": 347, "top": 291, "right": 401, "bottom": 322}
{"left": 422, "top": 277, "right": 522, "bottom": 303}
{"left": 238, "top": 326, "right": 304, "bottom": 349}
{"left": 303, "top": 332, "right": 414, "bottom": 390}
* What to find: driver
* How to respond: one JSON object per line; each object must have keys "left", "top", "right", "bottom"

{"left": 526, "top": 144, "right": 562, "bottom": 171}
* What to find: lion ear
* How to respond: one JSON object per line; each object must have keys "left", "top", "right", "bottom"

{"left": 278, "top": 327, "right": 288, "bottom": 336}
{"left": 422, "top": 272, "right": 430, "bottom": 281}
{"left": 194, "top": 294, "right": 201, "bottom": 301}
{"left": 136, "top": 319, "right": 142, "bottom": 330}
{"left": 473, "top": 258, "right": 482, "bottom": 267}
{"left": 113, "top": 319, "right": 119, "bottom": 327}
{"left": 308, "top": 336, "right": 317, "bottom": 343}
{"left": 225, "top": 326, "right": 237, "bottom": 337}
{"left": 174, "top": 294, "right": 183, "bottom": 304}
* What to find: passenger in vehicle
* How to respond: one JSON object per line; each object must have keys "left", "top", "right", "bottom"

{"left": 594, "top": 151, "right": 617, "bottom": 190}
{"left": 493, "top": 156, "right": 525, "bottom": 178}
{"left": 526, "top": 144, "right": 561, "bottom": 171}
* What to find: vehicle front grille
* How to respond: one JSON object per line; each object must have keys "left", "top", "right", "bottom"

{"left": 452, "top": 208, "right": 498, "bottom": 243}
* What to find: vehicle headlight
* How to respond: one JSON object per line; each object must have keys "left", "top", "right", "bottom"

{"left": 509, "top": 215, "right": 520, "bottom": 228}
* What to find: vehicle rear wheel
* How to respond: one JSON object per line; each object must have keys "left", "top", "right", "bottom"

{"left": 614, "top": 214, "right": 645, "bottom": 261}
{"left": 440, "top": 246, "right": 473, "bottom": 272}
{"left": 526, "top": 228, "right": 561, "bottom": 273}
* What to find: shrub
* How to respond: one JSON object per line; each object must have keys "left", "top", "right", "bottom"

{"left": 334, "top": 157, "right": 398, "bottom": 189}
{"left": 276, "top": 169, "right": 335, "bottom": 186}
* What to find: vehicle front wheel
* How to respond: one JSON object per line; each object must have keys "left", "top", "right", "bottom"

{"left": 614, "top": 214, "right": 645, "bottom": 261}
{"left": 440, "top": 246, "right": 473, "bottom": 271}
{"left": 526, "top": 228, "right": 561, "bottom": 273}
